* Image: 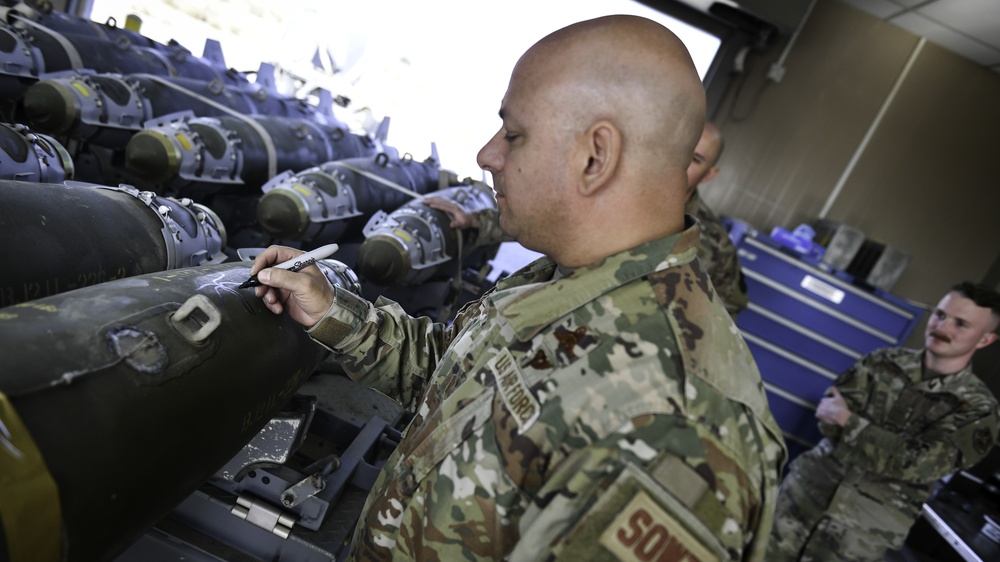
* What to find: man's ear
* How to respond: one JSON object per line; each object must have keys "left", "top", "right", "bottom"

{"left": 581, "top": 120, "right": 620, "bottom": 196}
{"left": 701, "top": 165, "right": 720, "bottom": 185}
{"left": 977, "top": 331, "right": 998, "bottom": 350}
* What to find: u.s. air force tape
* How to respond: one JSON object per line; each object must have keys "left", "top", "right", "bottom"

{"left": 489, "top": 347, "right": 540, "bottom": 434}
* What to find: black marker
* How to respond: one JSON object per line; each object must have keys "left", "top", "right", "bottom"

{"left": 238, "top": 244, "right": 339, "bottom": 289}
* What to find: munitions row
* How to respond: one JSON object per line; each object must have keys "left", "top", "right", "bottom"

{"left": 0, "top": 4, "right": 502, "bottom": 561}
{"left": 0, "top": 2, "right": 503, "bottom": 311}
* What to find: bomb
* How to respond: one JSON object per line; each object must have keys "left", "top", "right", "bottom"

{"left": 0, "top": 122, "right": 74, "bottom": 183}
{"left": 21, "top": 72, "right": 340, "bottom": 148}
{"left": 124, "top": 111, "right": 381, "bottom": 195}
{"left": 357, "top": 180, "right": 499, "bottom": 286}
{"left": 0, "top": 259, "right": 359, "bottom": 562}
{"left": 256, "top": 151, "right": 447, "bottom": 245}
{"left": 0, "top": 179, "right": 227, "bottom": 307}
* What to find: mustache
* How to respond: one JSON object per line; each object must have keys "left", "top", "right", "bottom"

{"left": 929, "top": 331, "right": 952, "bottom": 343}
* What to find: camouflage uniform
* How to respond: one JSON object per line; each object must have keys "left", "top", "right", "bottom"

{"left": 307, "top": 218, "right": 786, "bottom": 561}
{"left": 685, "top": 189, "right": 748, "bottom": 320}
{"left": 767, "top": 347, "right": 1000, "bottom": 562}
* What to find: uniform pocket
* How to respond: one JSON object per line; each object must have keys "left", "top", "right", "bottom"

{"left": 402, "top": 387, "right": 497, "bottom": 488}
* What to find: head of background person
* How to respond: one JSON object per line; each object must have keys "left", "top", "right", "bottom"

{"left": 685, "top": 121, "right": 724, "bottom": 201}
{"left": 477, "top": 14, "right": 706, "bottom": 268}
{"left": 925, "top": 281, "right": 1000, "bottom": 366}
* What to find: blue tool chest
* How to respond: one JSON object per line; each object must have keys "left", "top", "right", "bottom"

{"left": 733, "top": 230, "right": 927, "bottom": 461}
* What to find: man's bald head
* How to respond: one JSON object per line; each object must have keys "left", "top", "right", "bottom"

{"left": 519, "top": 15, "right": 706, "bottom": 177}
{"left": 478, "top": 15, "right": 707, "bottom": 266}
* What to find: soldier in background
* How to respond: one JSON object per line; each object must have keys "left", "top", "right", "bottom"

{"left": 684, "top": 121, "right": 748, "bottom": 319}
{"left": 767, "top": 281, "right": 1000, "bottom": 561}
{"left": 250, "top": 15, "right": 785, "bottom": 561}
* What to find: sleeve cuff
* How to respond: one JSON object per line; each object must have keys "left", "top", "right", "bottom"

{"left": 306, "top": 285, "right": 373, "bottom": 352}
{"left": 832, "top": 413, "right": 869, "bottom": 462}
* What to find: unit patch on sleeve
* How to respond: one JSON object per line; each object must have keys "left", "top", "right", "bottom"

{"left": 599, "top": 490, "right": 717, "bottom": 562}
{"left": 488, "top": 347, "right": 540, "bottom": 434}
{"left": 973, "top": 427, "right": 993, "bottom": 455}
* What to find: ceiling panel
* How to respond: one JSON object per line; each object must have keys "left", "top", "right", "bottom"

{"left": 918, "top": 0, "right": 1000, "bottom": 50}
{"left": 838, "top": 0, "right": 899, "bottom": 19}
{"left": 893, "top": 12, "right": 1000, "bottom": 66}
{"left": 838, "top": 0, "right": 1000, "bottom": 72}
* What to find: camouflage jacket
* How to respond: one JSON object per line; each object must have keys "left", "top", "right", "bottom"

{"left": 767, "top": 348, "right": 999, "bottom": 560}
{"left": 307, "top": 220, "right": 786, "bottom": 561}
{"left": 824, "top": 347, "right": 998, "bottom": 504}
{"left": 685, "top": 190, "right": 748, "bottom": 320}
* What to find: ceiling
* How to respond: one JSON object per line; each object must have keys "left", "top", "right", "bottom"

{"left": 838, "top": 0, "right": 1000, "bottom": 73}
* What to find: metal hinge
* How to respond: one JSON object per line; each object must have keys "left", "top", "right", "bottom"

{"left": 231, "top": 494, "right": 296, "bottom": 539}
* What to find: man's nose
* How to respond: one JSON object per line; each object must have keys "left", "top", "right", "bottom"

{"left": 477, "top": 130, "right": 503, "bottom": 173}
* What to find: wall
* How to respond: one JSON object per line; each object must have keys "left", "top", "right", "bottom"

{"left": 706, "top": 0, "right": 1000, "bottom": 332}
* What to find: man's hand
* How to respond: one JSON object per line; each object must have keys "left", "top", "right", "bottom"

{"left": 424, "top": 197, "right": 478, "bottom": 229}
{"left": 816, "top": 387, "right": 852, "bottom": 427}
{"left": 250, "top": 245, "right": 336, "bottom": 328}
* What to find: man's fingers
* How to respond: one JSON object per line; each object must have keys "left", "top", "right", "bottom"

{"left": 250, "top": 245, "right": 303, "bottom": 276}
{"left": 425, "top": 197, "right": 462, "bottom": 216}
{"left": 424, "top": 197, "right": 454, "bottom": 210}
{"left": 258, "top": 265, "right": 312, "bottom": 293}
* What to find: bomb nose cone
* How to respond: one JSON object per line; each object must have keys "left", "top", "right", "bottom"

{"left": 125, "top": 130, "right": 180, "bottom": 183}
{"left": 356, "top": 235, "right": 409, "bottom": 286}
{"left": 257, "top": 190, "right": 309, "bottom": 239}
{"left": 23, "top": 81, "right": 80, "bottom": 134}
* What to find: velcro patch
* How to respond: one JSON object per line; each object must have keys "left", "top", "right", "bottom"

{"left": 649, "top": 456, "right": 708, "bottom": 509}
{"left": 974, "top": 427, "right": 993, "bottom": 455}
{"left": 489, "top": 348, "right": 540, "bottom": 433}
{"left": 599, "top": 491, "right": 716, "bottom": 562}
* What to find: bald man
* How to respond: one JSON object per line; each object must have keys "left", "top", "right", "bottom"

{"left": 685, "top": 122, "right": 749, "bottom": 319}
{"left": 249, "top": 15, "right": 785, "bottom": 561}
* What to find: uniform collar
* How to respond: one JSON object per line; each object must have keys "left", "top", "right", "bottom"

{"left": 492, "top": 218, "right": 701, "bottom": 341}
{"left": 684, "top": 188, "right": 702, "bottom": 215}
